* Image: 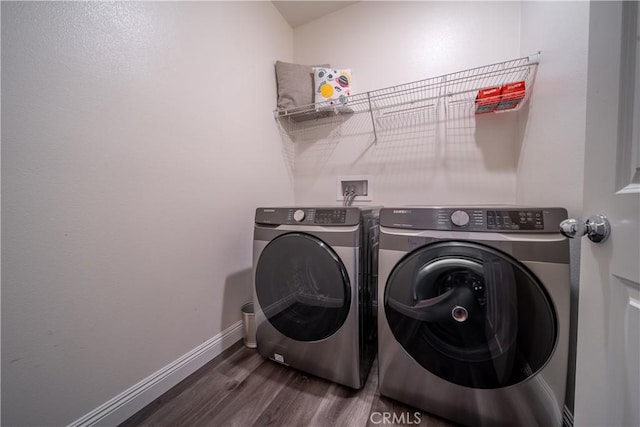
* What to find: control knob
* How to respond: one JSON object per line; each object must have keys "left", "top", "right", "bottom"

{"left": 293, "top": 209, "right": 306, "bottom": 222}
{"left": 451, "top": 210, "right": 470, "bottom": 227}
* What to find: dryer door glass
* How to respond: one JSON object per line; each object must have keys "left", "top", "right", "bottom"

{"left": 384, "top": 241, "right": 557, "bottom": 389}
{"left": 256, "top": 232, "right": 351, "bottom": 342}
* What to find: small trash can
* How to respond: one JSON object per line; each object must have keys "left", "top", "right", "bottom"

{"left": 241, "top": 302, "right": 256, "bottom": 348}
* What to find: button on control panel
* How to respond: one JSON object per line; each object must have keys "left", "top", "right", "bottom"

{"left": 314, "top": 209, "right": 347, "bottom": 224}
{"left": 487, "top": 210, "right": 544, "bottom": 230}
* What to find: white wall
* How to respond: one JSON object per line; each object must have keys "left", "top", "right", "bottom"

{"left": 291, "top": 1, "right": 523, "bottom": 206}
{"left": 1, "top": 2, "right": 293, "bottom": 425}
{"left": 517, "top": 2, "right": 589, "bottom": 215}
{"left": 517, "top": 1, "right": 590, "bottom": 413}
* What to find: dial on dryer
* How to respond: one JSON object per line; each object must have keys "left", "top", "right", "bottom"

{"left": 451, "top": 210, "right": 470, "bottom": 227}
{"left": 293, "top": 209, "right": 305, "bottom": 222}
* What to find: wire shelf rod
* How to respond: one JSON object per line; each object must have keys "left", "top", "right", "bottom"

{"left": 273, "top": 52, "right": 540, "bottom": 141}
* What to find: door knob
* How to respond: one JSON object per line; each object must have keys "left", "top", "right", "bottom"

{"left": 559, "top": 214, "right": 610, "bottom": 243}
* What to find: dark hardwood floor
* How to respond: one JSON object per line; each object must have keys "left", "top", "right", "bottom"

{"left": 120, "top": 340, "right": 459, "bottom": 427}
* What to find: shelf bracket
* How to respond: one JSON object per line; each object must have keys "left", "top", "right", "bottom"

{"left": 367, "top": 92, "right": 378, "bottom": 144}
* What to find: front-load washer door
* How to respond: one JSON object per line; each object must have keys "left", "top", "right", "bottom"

{"left": 384, "top": 241, "right": 557, "bottom": 389}
{"left": 256, "top": 232, "right": 351, "bottom": 342}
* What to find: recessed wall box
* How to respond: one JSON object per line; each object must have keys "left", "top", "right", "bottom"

{"left": 336, "top": 175, "right": 373, "bottom": 202}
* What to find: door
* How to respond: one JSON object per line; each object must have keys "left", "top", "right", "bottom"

{"left": 255, "top": 232, "right": 351, "bottom": 341}
{"left": 574, "top": 2, "right": 640, "bottom": 426}
{"left": 384, "top": 241, "right": 557, "bottom": 390}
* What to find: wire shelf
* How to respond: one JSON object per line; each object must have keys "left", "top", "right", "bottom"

{"left": 274, "top": 53, "right": 539, "bottom": 143}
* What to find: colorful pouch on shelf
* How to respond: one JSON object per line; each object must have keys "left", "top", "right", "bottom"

{"left": 475, "top": 86, "right": 502, "bottom": 114}
{"left": 496, "top": 81, "right": 526, "bottom": 111}
{"left": 314, "top": 67, "right": 352, "bottom": 106}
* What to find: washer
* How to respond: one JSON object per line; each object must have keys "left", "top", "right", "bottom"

{"left": 377, "top": 206, "right": 570, "bottom": 426}
{"left": 253, "top": 207, "right": 378, "bottom": 389}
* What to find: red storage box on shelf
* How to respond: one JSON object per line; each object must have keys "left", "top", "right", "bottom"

{"left": 475, "top": 86, "right": 502, "bottom": 114}
{"left": 496, "top": 81, "right": 526, "bottom": 111}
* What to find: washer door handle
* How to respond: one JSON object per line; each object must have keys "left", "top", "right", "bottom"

{"left": 387, "top": 286, "right": 477, "bottom": 322}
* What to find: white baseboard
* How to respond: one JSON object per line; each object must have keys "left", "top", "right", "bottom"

{"left": 68, "top": 321, "right": 243, "bottom": 427}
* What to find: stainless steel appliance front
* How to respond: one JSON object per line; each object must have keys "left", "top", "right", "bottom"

{"left": 253, "top": 207, "right": 378, "bottom": 389}
{"left": 377, "top": 206, "right": 570, "bottom": 426}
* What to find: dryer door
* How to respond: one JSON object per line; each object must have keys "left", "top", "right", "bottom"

{"left": 384, "top": 241, "right": 557, "bottom": 389}
{"left": 256, "top": 232, "right": 351, "bottom": 342}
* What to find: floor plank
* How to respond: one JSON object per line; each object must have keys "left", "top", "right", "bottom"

{"left": 253, "top": 372, "right": 333, "bottom": 426}
{"left": 307, "top": 359, "right": 378, "bottom": 427}
{"left": 192, "top": 360, "right": 297, "bottom": 427}
{"left": 121, "top": 341, "right": 460, "bottom": 427}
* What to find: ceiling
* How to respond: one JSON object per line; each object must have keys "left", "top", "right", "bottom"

{"left": 272, "top": 1, "right": 359, "bottom": 28}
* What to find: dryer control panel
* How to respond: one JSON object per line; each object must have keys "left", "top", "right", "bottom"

{"left": 255, "top": 207, "right": 361, "bottom": 226}
{"left": 380, "top": 207, "right": 568, "bottom": 233}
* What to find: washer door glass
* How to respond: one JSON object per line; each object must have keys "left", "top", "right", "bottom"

{"left": 384, "top": 241, "right": 557, "bottom": 389}
{"left": 256, "top": 232, "right": 351, "bottom": 342}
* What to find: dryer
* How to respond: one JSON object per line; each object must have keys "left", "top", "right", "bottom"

{"left": 253, "top": 207, "right": 378, "bottom": 389}
{"left": 377, "top": 206, "right": 570, "bottom": 426}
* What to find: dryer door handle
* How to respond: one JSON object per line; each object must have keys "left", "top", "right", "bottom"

{"left": 387, "top": 286, "right": 477, "bottom": 322}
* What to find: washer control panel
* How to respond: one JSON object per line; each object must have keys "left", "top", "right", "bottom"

{"left": 380, "top": 207, "right": 566, "bottom": 233}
